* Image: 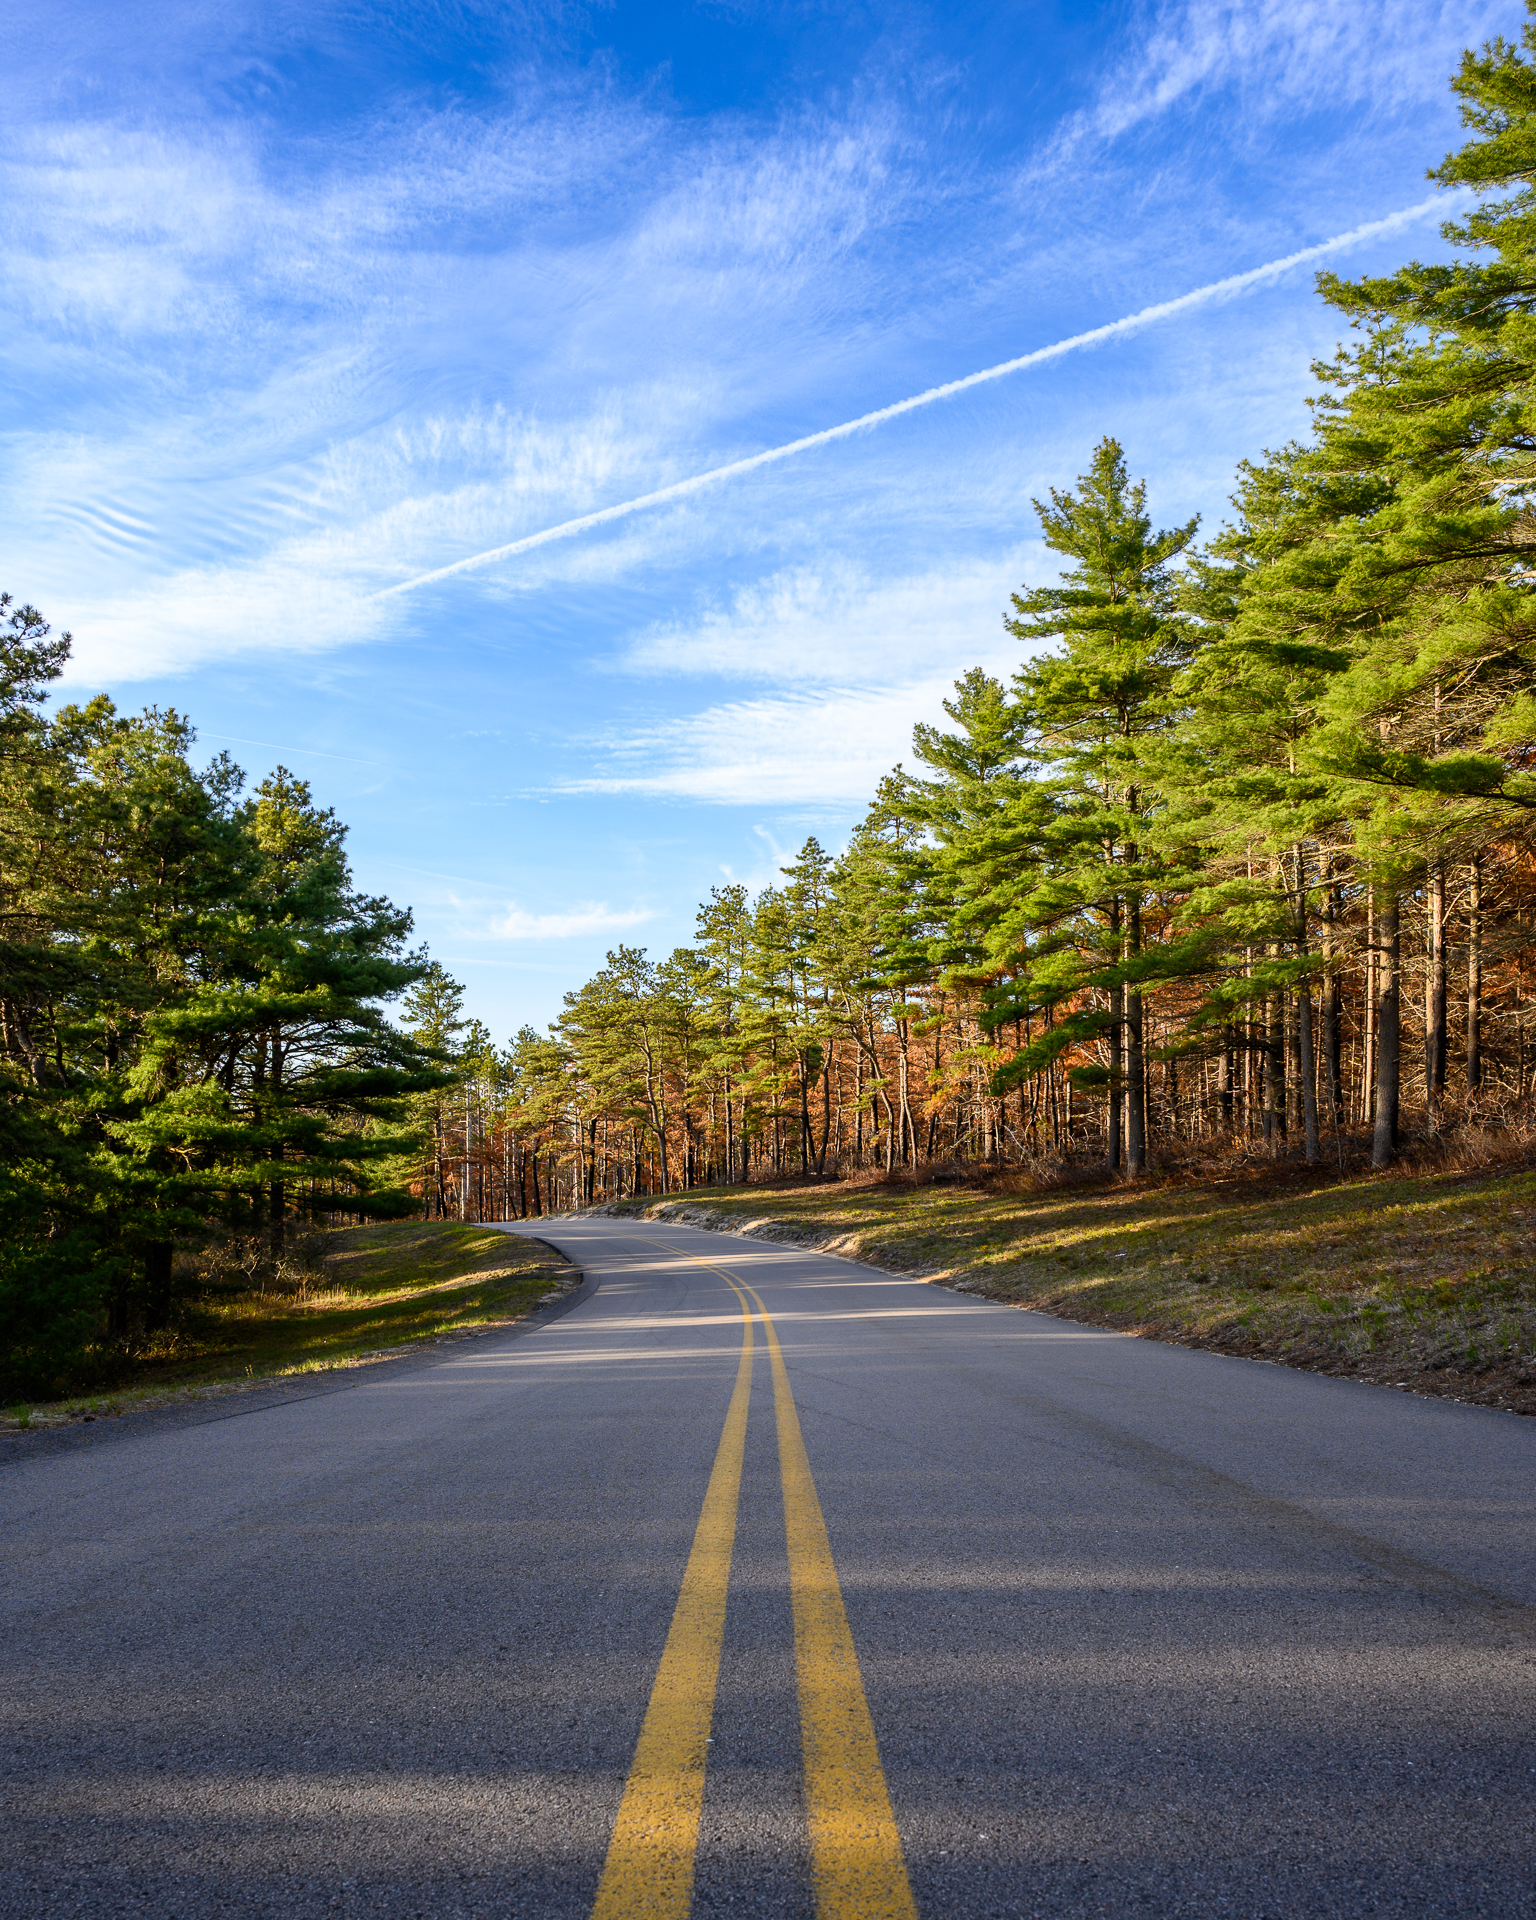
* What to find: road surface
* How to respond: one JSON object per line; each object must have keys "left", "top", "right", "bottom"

{"left": 4, "top": 1216, "right": 1533, "bottom": 1917}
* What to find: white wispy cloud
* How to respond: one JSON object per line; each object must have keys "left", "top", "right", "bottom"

{"left": 491, "top": 902, "right": 656, "bottom": 940}
{"left": 622, "top": 555, "right": 1032, "bottom": 684}
{"left": 4, "top": 94, "right": 931, "bottom": 678}
{"left": 1060, "top": 0, "right": 1511, "bottom": 151}
{"left": 554, "top": 663, "right": 1019, "bottom": 807}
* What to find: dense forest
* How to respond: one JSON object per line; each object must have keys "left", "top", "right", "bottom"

{"left": 448, "top": 25, "right": 1536, "bottom": 1217}
{"left": 0, "top": 629, "right": 448, "bottom": 1389}
{"left": 4, "top": 20, "right": 1536, "bottom": 1389}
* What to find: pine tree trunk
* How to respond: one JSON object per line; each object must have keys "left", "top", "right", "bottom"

{"left": 1274, "top": 990, "right": 1290, "bottom": 1136}
{"left": 897, "top": 1022, "right": 914, "bottom": 1167}
{"left": 1320, "top": 884, "right": 1342, "bottom": 1126}
{"left": 1106, "top": 950, "right": 1124, "bottom": 1174}
{"left": 1426, "top": 861, "right": 1447, "bottom": 1125}
{"left": 1126, "top": 986, "right": 1146, "bottom": 1176}
{"left": 1102, "top": 894, "right": 1123, "bottom": 1171}
{"left": 1126, "top": 899, "right": 1145, "bottom": 1177}
{"left": 460, "top": 1085, "right": 471, "bottom": 1222}
{"left": 1372, "top": 893, "right": 1401, "bottom": 1168}
{"left": 1466, "top": 859, "right": 1482, "bottom": 1093}
{"left": 819, "top": 1053, "right": 832, "bottom": 1175}
{"left": 1299, "top": 986, "right": 1321, "bottom": 1164}
{"left": 1220, "top": 1023, "right": 1234, "bottom": 1133}
{"left": 1362, "top": 890, "right": 1376, "bottom": 1126}
{"left": 269, "top": 1034, "right": 286, "bottom": 1256}
{"left": 1263, "top": 975, "right": 1283, "bottom": 1148}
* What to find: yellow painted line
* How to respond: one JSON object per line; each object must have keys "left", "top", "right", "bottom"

{"left": 655, "top": 1242, "right": 919, "bottom": 1920}
{"left": 589, "top": 1286, "right": 754, "bottom": 1920}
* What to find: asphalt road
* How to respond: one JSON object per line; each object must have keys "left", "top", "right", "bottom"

{"left": 4, "top": 1216, "right": 1534, "bottom": 1919}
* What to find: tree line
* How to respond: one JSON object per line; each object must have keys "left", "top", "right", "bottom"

{"left": 0, "top": 615, "right": 446, "bottom": 1391}
{"left": 430, "top": 22, "right": 1536, "bottom": 1215}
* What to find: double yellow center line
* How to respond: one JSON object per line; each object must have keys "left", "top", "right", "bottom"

{"left": 590, "top": 1248, "right": 917, "bottom": 1920}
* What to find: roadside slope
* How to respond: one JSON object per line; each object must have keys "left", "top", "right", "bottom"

{"left": 593, "top": 1165, "right": 1536, "bottom": 1415}
{"left": 2, "top": 1222, "right": 577, "bottom": 1436}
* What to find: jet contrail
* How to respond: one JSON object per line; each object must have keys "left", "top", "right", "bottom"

{"left": 378, "top": 194, "right": 1453, "bottom": 599}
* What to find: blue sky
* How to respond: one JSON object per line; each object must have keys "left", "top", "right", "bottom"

{"left": 4, "top": 0, "right": 1516, "bottom": 1037}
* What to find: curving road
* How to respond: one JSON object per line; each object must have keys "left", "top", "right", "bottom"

{"left": 3, "top": 1216, "right": 1534, "bottom": 1918}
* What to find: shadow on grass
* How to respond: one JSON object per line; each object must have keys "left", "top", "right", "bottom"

{"left": 5, "top": 1222, "right": 569, "bottom": 1427}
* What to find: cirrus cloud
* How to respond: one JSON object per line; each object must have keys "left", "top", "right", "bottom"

{"left": 491, "top": 901, "right": 655, "bottom": 941}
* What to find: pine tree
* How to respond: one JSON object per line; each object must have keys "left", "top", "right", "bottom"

{"left": 696, "top": 885, "right": 751, "bottom": 1183}
{"left": 1003, "top": 437, "right": 1199, "bottom": 1175}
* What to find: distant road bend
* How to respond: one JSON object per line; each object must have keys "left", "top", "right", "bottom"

{"left": 4, "top": 1218, "right": 1534, "bottom": 1918}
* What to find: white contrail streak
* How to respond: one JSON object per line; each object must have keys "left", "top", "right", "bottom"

{"left": 378, "top": 194, "right": 1453, "bottom": 599}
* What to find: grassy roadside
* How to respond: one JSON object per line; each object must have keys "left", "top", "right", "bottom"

{"left": 603, "top": 1164, "right": 1536, "bottom": 1416}
{"left": 1, "top": 1222, "right": 573, "bottom": 1436}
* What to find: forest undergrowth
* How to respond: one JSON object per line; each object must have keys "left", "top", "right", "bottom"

{"left": 0, "top": 1222, "right": 571, "bottom": 1434}
{"left": 601, "top": 1137, "right": 1536, "bottom": 1416}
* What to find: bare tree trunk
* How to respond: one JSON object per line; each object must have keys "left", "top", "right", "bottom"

{"left": 1466, "top": 858, "right": 1482, "bottom": 1093}
{"left": 1372, "top": 892, "right": 1401, "bottom": 1169}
